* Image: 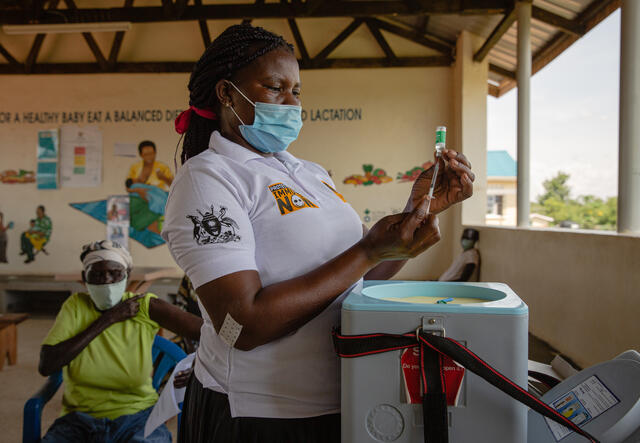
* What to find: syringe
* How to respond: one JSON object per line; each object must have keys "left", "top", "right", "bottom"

{"left": 425, "top": 126, "right": 446, "bottom": 214}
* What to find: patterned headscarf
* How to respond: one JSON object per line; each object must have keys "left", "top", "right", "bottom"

{"left": 80, "top": 240, "right": 133, "bottom": 272}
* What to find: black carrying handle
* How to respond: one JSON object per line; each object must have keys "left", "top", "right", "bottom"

{"left": 333, "top": 329, "right": 600, "bottom": 443}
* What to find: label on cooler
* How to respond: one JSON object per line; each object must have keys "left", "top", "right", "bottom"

{"left": 401, "top": 346, "right": 465, "bottom": 406}
{"left": 544, "top": 375, "right": 619, "bottom": 441}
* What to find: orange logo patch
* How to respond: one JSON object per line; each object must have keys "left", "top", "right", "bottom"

{"left": 268, "top": 183, "right": 318, "bottom": 215}
{"left": 321, "top": 181, "right": 347, "bottom": 203}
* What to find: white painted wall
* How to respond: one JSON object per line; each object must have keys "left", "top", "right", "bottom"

{"left": 0, "top": 66, "right": 458, "bottom": 279}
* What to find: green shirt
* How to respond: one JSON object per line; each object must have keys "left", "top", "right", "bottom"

{"left": 43, "top": 292, "right": 159, "bottom": 419}
{"left": 34, "top": 215, "right": 52, "bottom": 239}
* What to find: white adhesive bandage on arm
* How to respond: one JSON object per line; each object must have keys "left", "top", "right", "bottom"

{"left": 219, "top": 313, "right": 243, "bottom": 347}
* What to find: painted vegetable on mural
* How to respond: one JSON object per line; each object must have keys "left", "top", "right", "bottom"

{"left": 343, "top": 164, "right": 393, "bottom": 186}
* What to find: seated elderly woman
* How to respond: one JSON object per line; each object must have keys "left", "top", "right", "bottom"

{"left": 38, "top": 241, "right": 203, "bottom": 443}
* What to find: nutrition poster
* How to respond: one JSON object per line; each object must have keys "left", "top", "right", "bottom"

{"left": 60, "top": 125, "right": 102, "bottom": 187}
{"left": 545, "top": 375, "right": 619, "bottom": 440}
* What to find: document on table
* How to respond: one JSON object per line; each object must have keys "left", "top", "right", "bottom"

{"left": 144, "top": 353, "right": 195, "bottom": 438}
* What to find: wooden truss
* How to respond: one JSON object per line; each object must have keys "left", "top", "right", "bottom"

{"left": 0, "top": 0, "right": 620, "bottom": 92}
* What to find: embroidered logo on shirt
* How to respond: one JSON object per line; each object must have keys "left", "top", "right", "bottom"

{"left": 321, "top": 181, "right": 347, "bottom": 203}
{"left": 186, "top": 205, "right": 241, "bottom": 245}
{"left": 268, "top": 183, "right": 318, "bottom": 215}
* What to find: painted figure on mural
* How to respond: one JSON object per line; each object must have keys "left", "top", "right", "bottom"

{"left": 126, "top": 141, "right": 174, "bottom": 235}
{"left": 20, "top": 205, "right": 52, "bottom": 264}
{"left": 0, "top": 211, "right": 14, "bottom": 263}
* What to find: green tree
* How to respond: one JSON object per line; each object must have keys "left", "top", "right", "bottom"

{"left": 537, "top": 171, "right": 571, "bottom": 204}
{"left": 532, "top": 172, "right": 617, "bottom": 230}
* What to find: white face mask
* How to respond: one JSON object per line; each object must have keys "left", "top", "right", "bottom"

{"left": 86, "top": 278, "right": 127, "bottom": 310}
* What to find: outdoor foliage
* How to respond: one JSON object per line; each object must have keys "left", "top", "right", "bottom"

{"left": 531, "top": 171, "right": 617, "bottom": 230}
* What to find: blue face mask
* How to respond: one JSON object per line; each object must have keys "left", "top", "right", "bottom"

{"left": 227, "top": 81, "right": 303, "bottom": 154}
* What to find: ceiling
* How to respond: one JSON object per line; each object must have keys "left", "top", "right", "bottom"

{"left": 0, "top": 0, "right": 620, "bottom": 97}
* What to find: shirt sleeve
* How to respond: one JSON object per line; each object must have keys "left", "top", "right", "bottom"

{"left": 158, "top": 162, "right": 174, "bottom": 181}
{"left": 128, "top": 292, "right": 160, "bottom": 329}
{"left": 162, "top": 165, "right": 257, "bottom": 289}
{"left": 42, "top": 294, "right": 81, "bottom": 346}
{"left": 127, "top": 163, "right": 138, "bottom": 181}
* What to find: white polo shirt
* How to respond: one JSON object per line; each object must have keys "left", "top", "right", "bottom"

{"left": 162, "top": 131, "right": 363, "bottom": 418}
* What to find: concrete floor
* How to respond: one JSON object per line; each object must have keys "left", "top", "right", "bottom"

{"left": 0, "top": 317, "right": 178, "bottom": 442}
{"left": 1, "top": 317, "right": 562, "bottom": 442}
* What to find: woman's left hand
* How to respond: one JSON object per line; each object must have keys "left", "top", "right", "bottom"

{"left": 407, "top": 149, "right": 475, "bottom": 213}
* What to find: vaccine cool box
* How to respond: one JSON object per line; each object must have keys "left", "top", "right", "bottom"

{"left": 340, "top": 281, "right": 529, "bottom": 443}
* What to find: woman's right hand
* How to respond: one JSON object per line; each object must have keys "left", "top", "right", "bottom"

{"left": 103, "top": 294, "right": 144, "bottom": 324}
{"left": 360, "top": 196, "right": 440, "bottom": 262}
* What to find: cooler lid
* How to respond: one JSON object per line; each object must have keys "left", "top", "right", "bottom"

{"left": 343, "top": 281, "right": 528, "bottom": 315}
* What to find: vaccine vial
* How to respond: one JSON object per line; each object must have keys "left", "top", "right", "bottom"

{"left": 435, "top": 126, "right": 446, "bottom": 156}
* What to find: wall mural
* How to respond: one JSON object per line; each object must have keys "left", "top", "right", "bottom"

{"left": 19, "top": 205, "right": 52, "bottom": 264}
{"left": 0, "top": 169, "right": 35, "bottom": 184}
{"left": 71, "top": 140, "right": 171, "bottom": 249}
{"left": 0, "top": 211, "right": 14, "bottom": 263}
{"left": 343, "top": 164, "right": 393, "bottom": 186}
{"left": 396, "top": 161, "right": 434, "bottom": 183}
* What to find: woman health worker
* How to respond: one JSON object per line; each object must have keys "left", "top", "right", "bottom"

{"left": 162, "top": 24, "right": 475, "bottom": 442}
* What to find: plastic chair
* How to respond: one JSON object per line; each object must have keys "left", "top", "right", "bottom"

{"left": 23, "top": 335, "right": 187, "bottom": 443}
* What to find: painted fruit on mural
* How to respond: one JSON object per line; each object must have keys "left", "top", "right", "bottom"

{"left": 343, "top": 164, "right": 393, "bottom": 186}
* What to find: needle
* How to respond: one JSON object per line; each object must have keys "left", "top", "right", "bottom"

{"left": 424, "top": 154, "right": 441, "bottom": 214}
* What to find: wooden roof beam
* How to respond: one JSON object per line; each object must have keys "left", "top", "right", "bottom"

{"left": 365, "top": 19, "right": 398, "bottom": 65}
{"left": 532, "top": 5, "right": 585, "bottom": 36}
{"left": 24, "top": 0, "right": 59, "bottom": 73}
{"left": 372, "top": 18, "right": 452, "bottom": 55}
{"left": 0, "top": 43, "right": 20, "bottom": 66}
{"left": 64, "top": 0, "right": 108, "bottom": 71}
{"left": 241, "top": 0, "right": 265, "bottom": 25}
{"left": 474, "top": 5, "right": 517, "bottom": 62}
{"left": 489, "top": 63, "right": 515, "bottom": 79}
{"left": 0, "top": 1, "right": 511, "bottom": 24}
{"left": 192, "top": 0, "right": 211, "bottom": 47}
{"left": 287, "top": 18, "right": 310, "bottom": 66}
{"left": 313, "top": 18, "right": 363, "bottom": 61}
{"left": 108, "top": 0, "right": 134, "bottom": 67}
{"left": 0, "top": 56, "right": 453, "bottom": 74}
{"left": 492, "top": 0, "right": 620, "bottom": 97}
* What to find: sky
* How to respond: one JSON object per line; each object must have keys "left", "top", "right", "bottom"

{"left": 487, "top": 9, "right": 620, "bottom": 201}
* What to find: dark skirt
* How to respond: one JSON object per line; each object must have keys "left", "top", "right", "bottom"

{"left": 179, "top": 374, "right": 341, "bottom": 443}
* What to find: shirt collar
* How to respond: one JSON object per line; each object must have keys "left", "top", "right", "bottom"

{"left": 209, "top": 131, "right": 303, "bottom": 171}
{"left": 209, "top": 131, "right": 263, "bottom": 164}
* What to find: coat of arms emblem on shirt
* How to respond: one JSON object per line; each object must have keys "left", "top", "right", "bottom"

{"left": 186, "top": 205, "right": 241, "bottom": 245}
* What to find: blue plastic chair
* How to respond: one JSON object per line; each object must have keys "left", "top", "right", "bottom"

{"left": 23, "top": 335, "right": 187, "bottom": 443}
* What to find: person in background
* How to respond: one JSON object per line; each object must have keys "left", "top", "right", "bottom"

{"left": 20, "top": 205, "right": 52, "bottom": 263}
{"left": 127, "top": 141, "right": 174, "bottom": 192}
{"left": 438, "top": 228, "right": 480, "bottom": 282}
{"left": 0, "top": 211, "right": 14, "bottom": 263}
{"left": 38, "top": 240, "right": 203, "bottom": 443}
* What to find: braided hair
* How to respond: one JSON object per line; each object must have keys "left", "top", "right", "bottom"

{"left": 182, "top": 24, "right": 294, "bottom": 164}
